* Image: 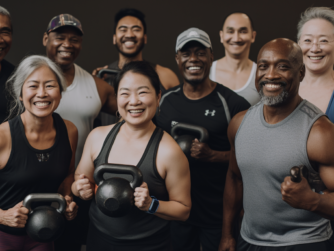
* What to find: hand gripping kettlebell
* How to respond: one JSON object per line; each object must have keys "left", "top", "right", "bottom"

{"left": 94, "top": 163, "right": 143, "bottom": 217}
{"left": 171, "top": 123, "right": 209, "bottom": 158}
{"left": 23, "top": 193, "right": 66, "bottom": 242}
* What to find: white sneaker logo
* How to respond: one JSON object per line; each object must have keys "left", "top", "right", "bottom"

{"left": 205, "top": 110, "right": 216, "bottom": 116}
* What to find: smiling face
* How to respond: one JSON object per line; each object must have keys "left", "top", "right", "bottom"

{"left": 220, "top": 13, "right": 256, "bottom": 57}
{"left": 256, "top": 39, "right": 304, "bottom": 106}
{"left": 0, "top": 14, "right": 12, "bottom": 63}
{"left": 299, "top": 18, "right": 334, "bottom": 74}
{"left": 43, "top": 26, "right": 82, "bottom": 70}
{"left": 176, "top": 41, "right": 213, "bottom": 86}
{"left": 117, "top": 71, "right": 160, "bottom": 126}
{"left": 20, "top": 65, "right": 61, "bottom": 118}
{"left": 113, "top": 16, "right": 147, "bottom": 58}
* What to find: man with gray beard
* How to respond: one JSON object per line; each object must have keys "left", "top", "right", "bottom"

{"left": 219, "top": 38, "right": 334, "bottom": 251}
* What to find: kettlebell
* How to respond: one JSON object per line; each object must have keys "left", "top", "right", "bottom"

{"left": 171, "top": 123, "right": 209, "bottom": 158}
{"left": 94, "top": 163, "right": 143, "bottom": 217}
{"left": 23, "top": 193, "right": 66, "bottom": 243}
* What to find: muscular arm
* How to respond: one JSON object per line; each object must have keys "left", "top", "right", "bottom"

{"left": 94, "top": 76, "right": 117, "bottom": 115}
{"left": 190, "top": 139, "right": 230, "bottom": 163}
{"left": 57, "top": 120, "right": 78, "bottom": 197}
{"left": 155, "top": 65, "right": 180, "bottom": 90}
{"left": 152, "top": 133, "right": 191, "bottom": 221}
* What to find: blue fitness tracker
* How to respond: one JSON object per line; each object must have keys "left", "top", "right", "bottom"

{"left": 147, "top": 196, "right": 159, "bottom": 214}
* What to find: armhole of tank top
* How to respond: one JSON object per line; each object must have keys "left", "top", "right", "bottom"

{"left": 93, "top": 121, "right": 124, "bottom": 165}
{"left": 234, "top": 109, "right": 252, "bottom": 145}
{"left": 325, "top": 90, "right": 334, "bottom": 115}
{"left": 0, "top": 120, "right": 15, "bottom": 173}
{"left": 152, "top": 129, "right": 165, "bottom": 181}
{"left": 210, "top": 61, "right": 217, "bottom": 81}
{"left": 56, "top": 113, "right": 72, "bottom": 156}
{"left": 304, "top": 113, "right": 327, "bottom": 174}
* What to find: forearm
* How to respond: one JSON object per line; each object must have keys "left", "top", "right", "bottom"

{"left": 154, "top": 200, "right": 191, "bottom": 221}
{"left": 0, "top": 209, "right": 5, "bottom": 225}
{"left": 311, "top": 192, "right": 334, "bottom": 220}
{"left": 222, "top": 170, "right": 243, "bottom": 236}
{"left": 209, "top": 150, "right": 230, "bottom": 163}
{"left": 71, "top": 180, "right": 94, "bottom": 200}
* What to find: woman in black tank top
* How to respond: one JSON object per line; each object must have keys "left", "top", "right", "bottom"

{"left": 72, "top": 61, "right": 191, "bottom": 251}
{"left": 0, "top": 56, "right": 78, "bottom": 251}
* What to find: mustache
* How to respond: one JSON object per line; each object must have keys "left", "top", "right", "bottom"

{"left": 259, "top": 80, "right": 287, "bottom": 87}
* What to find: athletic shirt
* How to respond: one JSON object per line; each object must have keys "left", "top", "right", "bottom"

{"left": 326, "top": 90, "right": 334, "bottom": 123}
{"left": 0, "top": 113, "right": 72, "bottom": 235}
{"left": 235, "top": 100, "right": 332, "bottom": 246}
{"left": 155, "top": 84, "right": 250, "bottom": 227}
{"left": 89, "top": 121, "right": 169, "bottom": 241}
{"left": 55, "top": 64, "right": 101, "bottom": 167}
{"left": 209, "top": 61, "right": 260, "bottom": 106}
{"left": 0, "top": 59, "right": 15, "bottom": 123}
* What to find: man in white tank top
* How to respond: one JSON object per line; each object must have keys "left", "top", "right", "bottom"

{"left": 210, "top": 12, "right": 260, "bottom": 106}
{"left": 42, "top": 14, "right": 117, "bottom": 251}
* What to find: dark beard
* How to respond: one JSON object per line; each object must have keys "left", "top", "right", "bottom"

{"left": 115, "top": 38, "right": 145, "bottom": 58}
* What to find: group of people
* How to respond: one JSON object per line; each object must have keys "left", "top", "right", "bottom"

{"left": 0, "top": 4, "right": 334, "bottom": 251}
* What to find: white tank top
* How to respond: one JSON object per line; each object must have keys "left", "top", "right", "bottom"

{"left": 209, "top": 61, "right": 260, "bottom": 106}
{"left": 55, "top": 64, "right": 102, "bottom": 167}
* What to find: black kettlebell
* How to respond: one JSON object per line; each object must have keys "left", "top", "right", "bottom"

{"left": 23, "top": 193, "right": 66, "bottom": 243}
{"left": 94, "top": 163, "right": 143, "bottom": 217}
{"left": 171, "top": 123, "right": 209, "bottom": 158}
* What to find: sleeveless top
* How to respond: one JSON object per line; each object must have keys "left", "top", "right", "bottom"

{"left": 235, "top": 100, "right": 332, "bottom": 246}
{"left": 89, "top": 121, "right": 169, "bottom": 241}
{"left": 0, "top": 113, "right": 72, "bottom": 235}
{"left": 55, "top": 64, "right": 101, "bottom": 167}
{"left": 209, "top": 61, "right": 260, "bottom": 106}
{"left": 325, "top": 90, "right": 334, "bottom": 123}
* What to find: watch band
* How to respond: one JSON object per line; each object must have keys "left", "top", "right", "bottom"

{"left": 147, "top": 196, "right": 159, "bottom": 214}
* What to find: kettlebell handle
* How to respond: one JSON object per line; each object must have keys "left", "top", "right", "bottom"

{"left": 94, "top": 164, "right": 143, "bottom": 189}
{"left": 290, "top": 165, "right": 309, "bottom": 183}
{"left": 97, "top": 69, "right": 119, "bottom": 79}
{"left": 23, "top": 193, "right": 66, "bottom": 214}
{"left": 171, "top": 123, "right": 209, "bottom": 143}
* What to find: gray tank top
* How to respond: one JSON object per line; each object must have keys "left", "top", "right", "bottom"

{"left": 89, "top": 121, "right": 169, "bottom": 240}
{"left": 235, "top": 100, "right": 332, "bottom": 246}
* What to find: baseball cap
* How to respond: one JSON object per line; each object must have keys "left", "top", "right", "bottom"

{"left": 175, "top": 28, "right": 212, "bottom": 53}
{"left": 46, "top": 14, "right": 83, "bottom": 35}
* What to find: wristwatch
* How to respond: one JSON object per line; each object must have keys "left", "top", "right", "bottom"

{"left": 147, "top": 196, "right": 159, "bottom": 214}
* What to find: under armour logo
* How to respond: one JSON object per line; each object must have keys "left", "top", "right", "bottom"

{"left": 171, "top": 121, "right": 178, "bottom": 127}
{"left": 205, "top": 110, "right": 216, "bottom": 116}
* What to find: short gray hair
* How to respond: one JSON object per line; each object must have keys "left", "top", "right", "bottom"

{"left": 5, "top": 55, "right": 67, "bottom": 121}
{"left": 297, "top": 7, "right": 334, "bottom": 41}
{"left": 0, "top": 6, "right": 12, "bottom": 29}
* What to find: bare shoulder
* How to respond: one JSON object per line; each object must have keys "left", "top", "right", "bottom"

{"left": 93, "top": 76, "right": 114, "bottom": 95}
{"left": 63, "top": 119, "right": 78, "bottom": 137}
{"left": 88, "top": 124, "right": 117, "bottom": 158}
{"left": 155, "top": 64, "right": 180, "bottom": 89}
{"left": 0, "top": 122, "right": 10, "bottom": 149}
{"left": 228, "top": 110, "right": 248, "bottom": 140}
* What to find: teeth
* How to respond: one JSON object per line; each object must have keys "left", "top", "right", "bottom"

{"left": 309, "top": 56, "right": 323, "bottom": 60}
{"left": 124, "top": 41, "right": 135, "bottom": 46}
{"left": 265, "top": 84, "right": 281, "bottom": 89}
{"left": 35, "top": 102, "right": 50, "bottom": 107}
{"left": 129, "top": 109, "right": 144, "bottom": 114}
{"left": 188, "top": 67, "right": 201, "bottom": 70}
{"left": 59, "top": 51, "right": 72, "bottom": 56}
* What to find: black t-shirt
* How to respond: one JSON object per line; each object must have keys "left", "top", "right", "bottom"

{"left": 0, "top": 59, "right": 15, "bottom": 123}
{"left": 155, "top": 83, "right": 250, "bottom": 228}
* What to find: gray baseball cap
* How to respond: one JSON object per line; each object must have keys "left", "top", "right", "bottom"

{"left": 175, "top": 28, "right": 212, "bottom": 53}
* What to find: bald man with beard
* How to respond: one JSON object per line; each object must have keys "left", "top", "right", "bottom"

{"left": 219, "top": 38, "right": 334, "bottom": 251}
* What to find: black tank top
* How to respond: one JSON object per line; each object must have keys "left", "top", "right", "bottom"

{"left": 107, "top": 60, "right": 166, "bottom": 94}
{"left": 89, "top": 121, "right": 169, "bottom": 241}
{"left": 0, "top": 113, "right": 72, "bottom": 235}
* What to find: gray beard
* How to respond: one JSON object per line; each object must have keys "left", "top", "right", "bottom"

{"left": 259, "top": 88, "right": 289, "bottom": 106}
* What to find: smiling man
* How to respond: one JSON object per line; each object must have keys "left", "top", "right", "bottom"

{"left": 210, "top": 12, "right": 260, "bottom": 106}
{"left": 43, "top": 14, "right": 117, "bottom": 251}
{"left": 219, "top": 38, "right": 334, "bottom": 251}
{"left": 156, "top": 28, "right": 250, "bottom": 251}
{"left": 0, "top": 6, "right": 15, "bottom": 123}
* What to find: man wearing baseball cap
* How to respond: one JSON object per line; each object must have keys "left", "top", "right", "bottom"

{"left": 42, "top": 14, "right": 117, "bottom": 251}
{"left": 155, "top": 27, "right": 250, "bottom": 251}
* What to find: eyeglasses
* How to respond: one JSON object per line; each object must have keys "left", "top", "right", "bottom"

{"left": 299, "top": 39, "right": 334, "bottom": 49}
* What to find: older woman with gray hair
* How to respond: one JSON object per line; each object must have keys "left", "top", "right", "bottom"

{"left": 298, "top": 7, "right": 334, "bottom": 121}
{"left": 0, "top": 55, "right": 78, "bottom": 250}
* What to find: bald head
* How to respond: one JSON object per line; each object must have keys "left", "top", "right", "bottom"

{"left": 258, "top": 38, "right": 303, "bottom": 68}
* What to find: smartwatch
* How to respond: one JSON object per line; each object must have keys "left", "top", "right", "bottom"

{"left": 147, "top": 196, "right": 159, "bottom": 214}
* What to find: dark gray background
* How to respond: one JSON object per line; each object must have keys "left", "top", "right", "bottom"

{"left": 2, "top": 0, "right": 334, "bottom": 77}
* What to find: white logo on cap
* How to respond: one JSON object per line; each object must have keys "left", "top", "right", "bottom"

{"left": 187, "top": 31, "right": 200, "bottom": 38}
